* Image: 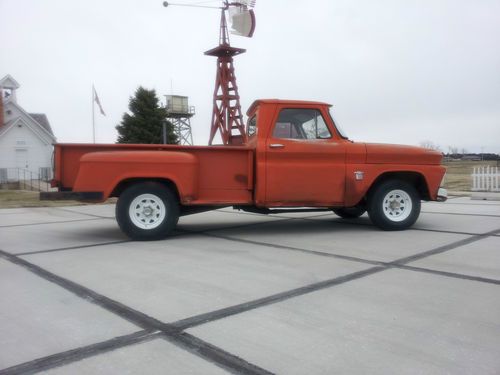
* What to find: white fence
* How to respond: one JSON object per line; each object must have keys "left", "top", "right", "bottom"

{"left": 472, "top": 166, "right": 500, "bottom": 192}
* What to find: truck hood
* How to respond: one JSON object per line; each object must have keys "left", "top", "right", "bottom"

{"left": 364, "top": 143, "right": 443, "bottom": 165}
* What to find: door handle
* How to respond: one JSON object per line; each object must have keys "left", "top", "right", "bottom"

{"left": 269, "top": 143, "right": 285, "bottom": 149}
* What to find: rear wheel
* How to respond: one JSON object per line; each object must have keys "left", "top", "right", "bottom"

{"left": 367, "top": 180, "right": 420, "bottom": 231}
{"left": 116, "top": 182, "right": 179, "bottom": 240}
{"left": 333, "top": 206, "right": 366, "bottom": 219}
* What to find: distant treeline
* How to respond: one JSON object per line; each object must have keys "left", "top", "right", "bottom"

{"left": 445, "top": 153, "right": 500, "bottom": 161}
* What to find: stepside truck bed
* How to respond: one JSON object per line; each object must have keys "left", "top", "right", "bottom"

{"left": 51, "top": 143, "right": 254, "bottom": 206}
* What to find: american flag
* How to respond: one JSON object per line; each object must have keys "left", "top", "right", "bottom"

{"left": 93, "top": 85, "right": 106, "bottom": 116}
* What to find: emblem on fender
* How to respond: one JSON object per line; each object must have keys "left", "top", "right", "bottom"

{"left": 354, "top": 171, "right": 364, "bottom": 180}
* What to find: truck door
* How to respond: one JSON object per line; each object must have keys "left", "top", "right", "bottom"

{"left": 265, "top": 107, "right": 346, "bottom": 206}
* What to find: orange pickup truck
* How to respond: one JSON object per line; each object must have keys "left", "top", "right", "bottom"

{"left": 41, "top": 99, "right": 447, "bottom": 240}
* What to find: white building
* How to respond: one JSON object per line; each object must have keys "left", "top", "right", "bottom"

{"left": 0, "top": 75, "right": 56, "bottom": 183}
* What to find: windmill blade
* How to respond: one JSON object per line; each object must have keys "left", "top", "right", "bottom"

{"left": 229, "top": 7, "right": 256, "bottom": 37}
{"left": 237, "top": 0, "right": 256, "bottom": 8}
{"left": 163, "top": 1, "right": 221, "bottom": 9}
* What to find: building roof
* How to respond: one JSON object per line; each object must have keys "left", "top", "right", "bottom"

{"left": 0, "top": 74, "right": 20, "bottom": 90}
{"left": 0, "top": 118, "right": 16, "bottom": 136}
{"left": 29, "top": 113, "right": 54, "bottom": 136}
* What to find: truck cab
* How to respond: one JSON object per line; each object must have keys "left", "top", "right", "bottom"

{"left": 247, "top": 100, "right": 348, "bottom": 207}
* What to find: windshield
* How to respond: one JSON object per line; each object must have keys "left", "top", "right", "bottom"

{"left": 329, "top": 108, "right": 349, "bottom": 140}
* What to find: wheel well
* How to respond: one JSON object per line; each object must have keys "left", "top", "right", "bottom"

{"left": 368, "top": 172, "right": 430, "bottom": 200}
{"left": 110, "top": 178, "right": 180, "bottom": 202}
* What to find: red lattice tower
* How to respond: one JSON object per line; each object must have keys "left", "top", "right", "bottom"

{"left": 205, "top": 3, "right": 254, "bottom": 145}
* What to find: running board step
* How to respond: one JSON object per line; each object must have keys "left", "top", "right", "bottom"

{"left": 233, "top": 206, "right": 331, "bottom": 215}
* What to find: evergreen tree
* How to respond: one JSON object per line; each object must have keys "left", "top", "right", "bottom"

{"left": 116, "top": 87, "right": 178, "bottom": 144}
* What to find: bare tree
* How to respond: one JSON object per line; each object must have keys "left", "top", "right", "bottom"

{"left": 419, "top": 140, "right": 442, "bottom": 152}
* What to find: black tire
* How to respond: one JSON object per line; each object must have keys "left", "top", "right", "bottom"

{"left": 333, "top": 206, "right": 366, "bottom": 219}
{"left": 116, "top": 182, "right": 179, "bottom": 240}
{"left": 367, "top": 180, "right": 421, "bottom": 231}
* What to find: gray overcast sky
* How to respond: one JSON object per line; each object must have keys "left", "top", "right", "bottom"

{"left": 1, "top": 0, "right": 499, "bottom": 152}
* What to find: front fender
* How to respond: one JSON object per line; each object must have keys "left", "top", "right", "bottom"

{"left": 344, "top": 165, "right": 446, "bottom": 207}
{"left": 72, "top": 151, "right": 199, "bottom": 202}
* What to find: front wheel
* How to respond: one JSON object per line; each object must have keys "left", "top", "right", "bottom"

{"left": 367, "top": 180, "right": 421, "bottom": 231}
{"left": 116, "top": 182, "right": 179, "bottom": 240}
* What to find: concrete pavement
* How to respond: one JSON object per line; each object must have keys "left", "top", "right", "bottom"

{"left": 0, "top": 197, "right": 499, "bottom": 374}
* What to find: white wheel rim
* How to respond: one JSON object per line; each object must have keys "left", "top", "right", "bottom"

{"left": 129, "top": 194, "right": 166, "bottom": 230}
{"left": 382, "top": 189, "right": 412, "bottom": 222}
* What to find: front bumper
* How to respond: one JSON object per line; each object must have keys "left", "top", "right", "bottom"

{"left": 437, "top": 187, "right": 448, "bottom": 202}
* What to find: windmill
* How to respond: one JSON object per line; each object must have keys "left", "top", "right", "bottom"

{"left": 163, "top": 1, "right": 257, "bottom": 145}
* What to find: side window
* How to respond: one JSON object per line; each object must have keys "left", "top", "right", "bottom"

{"left": 247, "top": 115, "right": 257, "bottom": 137}
{"left": 273, "top": 122, "right": 300, "bottom": 139}
{"left": 272, "top": 109, "right": 332, "bottom": 140}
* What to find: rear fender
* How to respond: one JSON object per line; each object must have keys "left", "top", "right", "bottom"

{"left": 72, "top": 151, "right": 199, "bottom": 203}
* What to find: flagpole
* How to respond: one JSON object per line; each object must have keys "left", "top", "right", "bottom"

{"left": 92, "top": 84, "right": 96, "bottom": 143}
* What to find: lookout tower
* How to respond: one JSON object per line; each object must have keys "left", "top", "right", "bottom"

{"left": 165, "top": 95, "right": 195, "bottom": 145}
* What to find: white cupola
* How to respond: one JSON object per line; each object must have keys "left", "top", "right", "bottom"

{"left": 0, "top": 74, "right": 21, "bottom": 104}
